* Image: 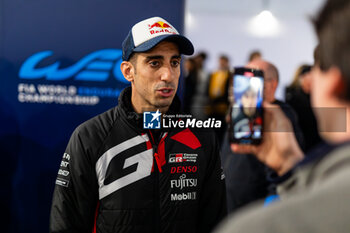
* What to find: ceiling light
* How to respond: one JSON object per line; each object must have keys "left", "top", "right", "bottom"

{"left": 247, "top": 10, "right": 281, "bottom": 38}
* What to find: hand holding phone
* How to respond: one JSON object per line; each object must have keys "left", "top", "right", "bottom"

{"left": 230, "top": 102, "right": 304, "bottom": 175}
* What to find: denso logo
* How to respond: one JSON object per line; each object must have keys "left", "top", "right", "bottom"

{"left": 19, "top": 49, "right": 129, "bottom": 83}
{"left": 170, "top": 166, "right": 197, "bottom": 174}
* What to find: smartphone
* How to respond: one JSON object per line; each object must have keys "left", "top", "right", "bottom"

{"left": 229, "top": 67, "right": 264, "bottom": 144}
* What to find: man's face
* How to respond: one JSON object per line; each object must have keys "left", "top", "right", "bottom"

{"left": 219, "top": 58, "right": 229, "bottom": 70}
{"left": 128, "top": 41, "right": 181, "bottom": 113}
{"left": 300, "top": 72, "right": 312, "bottom": 94}
{"left": 241, "top": 89, "right": 258, "bottom": 117}
{"left": 263, "top": 76, "right": 277, "bottom": 103}
{"left": 246, "top": 60, "right": 277, "bottom": 103}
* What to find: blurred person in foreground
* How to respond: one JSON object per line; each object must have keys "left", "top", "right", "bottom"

{"left": 286, "top": 64, "right": 323, "bottom": 152}
{"left": 49, "top": 16, "right": 226, "bottom": 233}
{"left": 221, "top": 59, "right": 303, "bottom": 213}
{"left": 215, "top": 0, "right": 350, "bottom": 232}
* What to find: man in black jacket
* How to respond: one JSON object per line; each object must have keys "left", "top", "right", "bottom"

{"left": 49, "top": 16, "right": 227, "bottom": 233}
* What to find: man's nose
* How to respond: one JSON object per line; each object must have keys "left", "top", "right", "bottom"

{"left": 160, "top": 65, "right": 174, "bottom": 82}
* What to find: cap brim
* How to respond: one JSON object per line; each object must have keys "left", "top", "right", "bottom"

{"left": 133, "top": 34, "right": 194, "bottom": 56}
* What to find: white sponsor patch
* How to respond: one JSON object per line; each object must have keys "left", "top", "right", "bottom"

{"left": 170, "top": 174, "right": 197, "bottom": 190}
{"left": 169, "top": 153, "right": 198, "bottom": 163}
{"left": 221, "top": 167, "right": 226, "bottom": 180}
{"left": 171, "top": 192, "right": 197, "bottom": 201}
{"left": 58, "top": 169, "right": 69, "bottom": 176}
{"left": 56, "top": 178, "right": 69, "bottom": 187}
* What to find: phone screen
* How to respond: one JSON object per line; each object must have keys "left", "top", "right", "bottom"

{"left": 229, "top": 67, "right": 264, "bottom": 144}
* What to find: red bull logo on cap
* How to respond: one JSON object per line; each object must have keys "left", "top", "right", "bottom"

{"left": 149, "top": 21, "right": 171, "bottom": 29}
{"left": 130, "top": 17, "right": 181, "bottom": 48}
{"left": 148, "top": 21, "right": 176, "bottom": 35}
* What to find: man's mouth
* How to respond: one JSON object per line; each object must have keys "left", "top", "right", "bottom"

{"left": 157, "top": 88, "right": 174, "bottom": 97}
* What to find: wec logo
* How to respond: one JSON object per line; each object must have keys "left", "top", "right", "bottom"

{"left": 19, "top": 49, "right": 128, "bottom": 83}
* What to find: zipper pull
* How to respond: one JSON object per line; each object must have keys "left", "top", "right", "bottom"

{"left": 154, "top": 152, "right": 163, "bottom": 173}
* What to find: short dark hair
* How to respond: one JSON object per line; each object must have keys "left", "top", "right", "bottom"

{"left": 314, "top": 0, "right": 350, "bottom": 99}
{"left": 197, "top": 52, "right": 207, "bottom": 60}
{"left": 248, "top": 50, "right": 261, "bottom": 62}
{"left": 219, "top": 55, "right": 229, "bottom": 62}
{"left": 266, "top": 62, "right": 279, "bottom": 83}
{"left": 300, "top": 65, "right": 312, "bottom": 76}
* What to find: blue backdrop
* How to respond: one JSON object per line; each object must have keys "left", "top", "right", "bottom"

{"left": 0, "top": 1, "right": 185, "bottom": 232}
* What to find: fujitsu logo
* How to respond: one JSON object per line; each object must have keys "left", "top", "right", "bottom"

{"left": 170, "top": 174, "right": 197, "bottom": 190}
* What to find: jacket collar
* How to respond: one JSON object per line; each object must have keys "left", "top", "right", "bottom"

{"left": 117, "top": 86, "right": 181, "bottom": 130}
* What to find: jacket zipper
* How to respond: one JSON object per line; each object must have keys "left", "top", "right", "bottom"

{"left": 154, "top": 152, "right": 162, "bottom": 173}
{"left": 148, "top": 130, "right": 166, "bottom": 233}
{"left": 148, "top": 130, "right": 167, "bottom": 173}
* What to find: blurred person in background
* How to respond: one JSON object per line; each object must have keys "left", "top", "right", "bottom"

{"left": 286, "top": 64, "right": 323, "bottom": 152}
{"left": 191, "top": 51, "right": 210, "bottom": 119}
{"left": 183, "top": 57, "right": 198, "bottom": 113}
{"left": 248, "top": 50, "right": 262, "bottom": 62}
{"left": 207, "top": 54, "right": 231, "bottom": 144}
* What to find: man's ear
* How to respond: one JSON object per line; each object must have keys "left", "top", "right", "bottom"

{"left": 120, "top": 61, "right": 135, "bottom": 82}
{"left": 327, "top": 66, "right": 345, "bottom": 98}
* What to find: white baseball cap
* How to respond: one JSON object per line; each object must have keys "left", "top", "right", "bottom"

{"left": 122, "top": 16, "right": 194, "bottom": 61}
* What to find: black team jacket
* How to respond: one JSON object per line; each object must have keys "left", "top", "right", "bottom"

{"left": 50, "top": 86, "right": 227, "bottom": 233}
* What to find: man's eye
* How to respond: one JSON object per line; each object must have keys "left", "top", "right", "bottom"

{"left": 171, "top": 60, "right": 180, "bottom": 67}
{"left": 149, "top": 61, "right": 160, "bottom": 67}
